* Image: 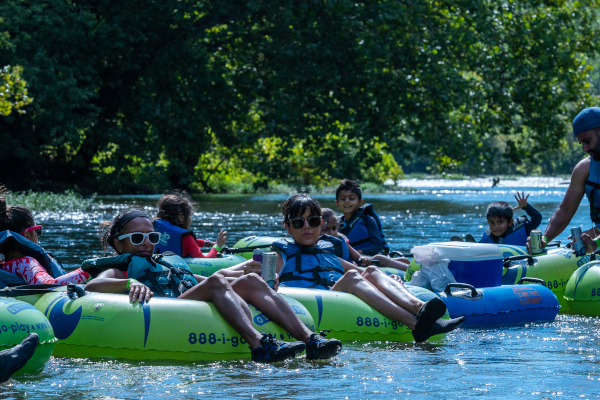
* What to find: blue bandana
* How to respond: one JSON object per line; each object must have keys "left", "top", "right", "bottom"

{"left": 573, "top": 107, "right": 600, "bottom": 137}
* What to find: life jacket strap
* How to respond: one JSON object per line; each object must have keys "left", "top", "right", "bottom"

{"left": 587, "top": 180, "right": 600, "bottom": 189}
{"left": 293, "top": 247, "right": 333, "bottom": 272}
{"left": 142, "top": 269, "right": 167, "bottom": 298}
{"left": 588, "top": 180, "right": 600, "bottom": 223}
{"left": 349, "top": 237, "right": 371, "bottom": 247}
{"left": 278, "top": 273, "right": 336, "bottom": 289}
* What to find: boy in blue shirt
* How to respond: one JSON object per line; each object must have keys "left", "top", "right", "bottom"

{"left": 335, "top": 179, "right": 388, "bottom": 255}
{"left": 480, "top": 192, "right": 542, "bottom": 245}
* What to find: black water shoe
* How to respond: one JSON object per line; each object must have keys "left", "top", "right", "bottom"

{"left": 306, "top": 330, "right": 342, "bottom": 360}
{"left": 250, "top": 333, "right": 306, "bottom": 363}
{"left": 0, "top": 333, "right": 40, "bottom": 383}
{"left": 412, "top": 316, "right": 465, "bottom": 343}
{"left": 450, "top": 235, "right": 463, "bottom": 242}
{"left": 415, "top": 297, "right": 447, "bottom": 332}
{"left": 465, "top": 234, "right": 476, "bottom": 243}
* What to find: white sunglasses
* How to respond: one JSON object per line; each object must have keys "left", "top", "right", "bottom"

{"left": 117, "top": 232, "right": 161, "bottom": 245}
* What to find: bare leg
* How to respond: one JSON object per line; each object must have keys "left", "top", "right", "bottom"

{"left": 231, "top": 274, "right": 313, "bottom": 342}
{"left": 330, "top": 270, "right": 417, "bottom": 329}
{"left": 361, "top": 266, "right": 423, "bottom": 315}
{"left": 372, "top": 255, "right": 408, "bottom": 272}
{"left": 178, "top": 274, "right": 262, "bottom": 349}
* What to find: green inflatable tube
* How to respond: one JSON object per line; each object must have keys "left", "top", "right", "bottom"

{"left": 231, "top": 236, "right": 284, "bottom": 260}
{"left": 185, "top": 254, "right": 246, "bottom": 277}
{"left": 0, "top": 298, "right": 55, "bottom": 376}
{"left": 279, "top": 285, "right": 448, "bottom": 342}
{"left": 33, "top": 287, "right": 315, "bottom": 362}
{"left": 404, "top": 244, "right": 590, "bottom": 314}
{"left": 564, "top": 261, "right": 600, "bottom": 317}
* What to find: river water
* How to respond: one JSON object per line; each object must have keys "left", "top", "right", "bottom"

{"left": 2, "top": 178, "right": 600, "bottom": 399}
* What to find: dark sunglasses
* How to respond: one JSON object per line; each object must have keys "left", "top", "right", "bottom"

{"left": 289, "top": 216, "right": 321, "bottom": 229}
{"left": 117, "top": 232, "right": 161, "bottom": 245}
{"left": 20, "top": 225, "right": 42, "bottom": 237}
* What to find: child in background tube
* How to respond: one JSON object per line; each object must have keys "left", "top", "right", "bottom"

{"left": 321, "top": 208, "right": 408, "bottom": 271}
{"left": 153, "top": 190, "right": 227, "bottom": 258}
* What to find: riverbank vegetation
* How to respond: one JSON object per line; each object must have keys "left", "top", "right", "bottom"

{"left": 0, "top": 1, "right": 597, "bottom": 194}
{"left": 5, "top": 190, "right": 97, "bottom": 212}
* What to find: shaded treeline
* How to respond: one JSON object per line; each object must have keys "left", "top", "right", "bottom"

{"left": 0, "top": 0, "right": 597, "bottom": 193}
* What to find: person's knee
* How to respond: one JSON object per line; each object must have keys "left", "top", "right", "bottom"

{"left": 239, "top": 273, "right": 266, "bottom": 287}
{"left": 364, "top": 266, "right": 380, "bottom": 274}
{"left": 342, "top": 269, "right": 364, "bottom": 284}
{"left": 205, "top": 273, "right": 230, "bottom": 291}
{"left": 362, "top": 266, "right": 382, "bottom": 278}
{"left": 372, "top": 255, "right": 384, "bottom": 261}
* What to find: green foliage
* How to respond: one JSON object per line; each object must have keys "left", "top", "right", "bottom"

{"left": 0, "top": 0, "right": 597, "bottom": 192}
{"left": 0, "top": 65, "right": 31, "bottom": 116}
{"left": 0, "top": 18, "right": 32, "bottom": 116}
{"left": 5, "top": 190, "right": 97, "bottom": 211}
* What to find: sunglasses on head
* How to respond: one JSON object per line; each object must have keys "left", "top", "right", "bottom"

{"left": 288, "top": 216, "right": 321, "bottom": 229}
{"left": 20, "top": 225, "right": 42, "bottom": 237}
{"left": 118, "top": 232, "right": 161, "bottom": 245}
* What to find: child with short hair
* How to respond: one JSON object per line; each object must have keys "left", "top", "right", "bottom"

{"left": 275, "top": 194, "right": 465, "bottom": 343}
{"left": 335, "top": 179, "right": 388, "bottom": 255}
{"left": 480, "top": 192, "right": 542, "bottom": 246}
{"left": 153, "top": 190, "right": 227, "bottom": 258}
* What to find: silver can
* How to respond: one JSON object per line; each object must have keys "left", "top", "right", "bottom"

{"left": 261, "top": 252, "right": 277, "bottom": 289}
{"left": 530, "top": 230, "right": 543, "bottom": 255}
{"left": 571, "top": 227, "right": 585, "bottom": 256}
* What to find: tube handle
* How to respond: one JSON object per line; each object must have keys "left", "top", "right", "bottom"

{"left": 517, "top": 277, "right": 545, "bottom": 285}
{"left": 503, "top": 255, "right": 534, "bottom": 268}
{"left": 444, "top": 282, "right": 478, "bottom": 297}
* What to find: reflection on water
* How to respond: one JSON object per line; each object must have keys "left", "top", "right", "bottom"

{"left": 5, "top": 180, "right": 600, "bottom": 398}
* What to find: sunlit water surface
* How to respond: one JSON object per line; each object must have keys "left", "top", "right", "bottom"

{"left": 2, "top": 178, "right": 600, "bottom": 399}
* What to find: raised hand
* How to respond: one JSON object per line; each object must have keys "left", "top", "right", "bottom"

{"left": 215, "top": 229, "right": 227, "bottom": 248}
{"left": 513, "top": 192, "right": 530, "bottom": 210}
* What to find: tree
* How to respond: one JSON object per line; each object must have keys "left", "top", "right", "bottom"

{"left": 0, "top": 0, "right": 597, "bottom": 192}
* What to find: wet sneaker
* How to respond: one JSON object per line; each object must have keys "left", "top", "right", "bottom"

{"left": 412, "top": 316, "right": 465, "bottom": 343}
{"left": 450, "top": 235, "right": 463, "bottom": 242}
{"left": 465, "top": 234, "right": 476, "bottom": 243}
{"left": 306, "top": 330, "right": 342, "bottom": 360}
{"left": 0, "top": 333, "right": 39, "bottom": 383}
{"left": 414, "top": 297, "right": 447, "bottom": 332}
{"left": 250, "top": 333, "right": 306, "bottom": 363}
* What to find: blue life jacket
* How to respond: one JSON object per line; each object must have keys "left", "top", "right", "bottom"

{"left": 153, "top": 219, "right": 196, "bottom": 256}
{"left": 480, "top": 217, "right": 528, "bottom": 246}
{"left": 585, "top": 158, "right": 600, "bottom": 228}
{"left": 0, "top": 230, "right": 67, "bottom": 288}
{"left": 272, "top": 235, "right": 345, "bottom": 290}
{"left": 340, "top": 204, "right": 389, "bottom": 255}
{"left": 334, "top": 236, "right": 351, "bottom": 262}
{"left": 82, "top": 253, "right": 198, "bottom": 298}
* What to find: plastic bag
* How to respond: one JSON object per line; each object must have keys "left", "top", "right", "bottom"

{"left": 410, "top": 245, "right": 456, "bottom": 292}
